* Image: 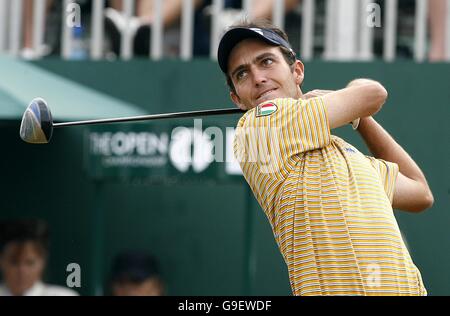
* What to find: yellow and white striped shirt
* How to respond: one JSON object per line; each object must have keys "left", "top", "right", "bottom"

{"left": 234, "top": 97, "right": 426, "bottom": 296}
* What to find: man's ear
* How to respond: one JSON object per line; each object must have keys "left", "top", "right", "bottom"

{"left": 230, "top": 91, "right": 246, "bottom": 110}
{"left": 293, "top": 60, "right": 305, "bottom": 86}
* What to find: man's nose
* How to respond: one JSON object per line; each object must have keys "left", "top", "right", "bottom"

{"left": 252, "top": 68, "right": 267, "bottom": 86}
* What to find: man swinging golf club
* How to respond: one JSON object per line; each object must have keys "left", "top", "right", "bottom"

{"left": 18, "top": 17, "right": 434, "bottom": 297}
{"left": 218, "top": 20, "right": 434, "bottom": 296}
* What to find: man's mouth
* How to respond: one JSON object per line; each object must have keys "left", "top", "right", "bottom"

{"left": 256, "top": 88, "right": 277, "bottom": 103}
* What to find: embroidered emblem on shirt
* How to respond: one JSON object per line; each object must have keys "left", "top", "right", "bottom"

{"left": 256, "top": 102, "right": 278, "bottom": 117}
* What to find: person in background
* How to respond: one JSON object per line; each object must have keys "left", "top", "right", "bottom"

{"left": 194, "top": 0, "right": 302, "bottom": 56}
{"left": 21, "top": 0, "right": 54, "bottom": 59}
{"left": 105, "top": 0, "right": 204, "bottom": 57}
{"left": 0, "top": 219, "right": 79, "bottom": 296}
{"left": 428, "top": 0, "right": 447, "bottom": 62}
{"left": 109, "top": 250, "right": 165, "bottom": 296}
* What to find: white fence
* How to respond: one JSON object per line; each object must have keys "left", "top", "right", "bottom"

{"left": 0, "top": 0, "right": 449, "bottom": 62}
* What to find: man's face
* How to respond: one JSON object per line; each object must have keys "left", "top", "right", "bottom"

{"left": 0, "top": 241, "right": 46, "bottom": 296}
{"left": 227, "top": 38, "right": 304, "bottom": 110}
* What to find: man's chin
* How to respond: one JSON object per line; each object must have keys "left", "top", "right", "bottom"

{"left": 256, "top": 93, "right": 286, "bottom": 105}
{"left": 255, "top": 97, "right": 276, "bottom": 106}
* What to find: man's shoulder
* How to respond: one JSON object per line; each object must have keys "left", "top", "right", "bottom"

{"left": 259, "top": 97, "right": 304, "bottom": 108}
{"left": 0, "top": 282, "right": 79, "bottom": 296}
{"left": 41, "top": 284, "right": 80, "bottom": 296}
{"left": 236, "top": 98, "right": 303, "bottom": 128}
{"left": 236, "top": 107, "right": 256, "bottom": 128}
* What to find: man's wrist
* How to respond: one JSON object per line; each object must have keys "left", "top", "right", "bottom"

{"left": 355, "top": 117, "right": 374, "bottom": 132}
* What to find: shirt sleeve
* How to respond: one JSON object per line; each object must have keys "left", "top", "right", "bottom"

{"left": 366, "top": 156, "right": 399, "bottom": 203}
{"left": 277, "top": 97, "right": 331, "bottom": 157}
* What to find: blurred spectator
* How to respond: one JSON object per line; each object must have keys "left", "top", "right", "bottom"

{"left": 428, "top": 0, "right": 447, "bottom": 62}
{"left": 394, "top": 0, "right": 448, "bottom": 60}
{"left": 0, "top": 219, "right": 78, "bottom": 296}
{"left": 21, "top": 0, "right": 54, "bottom": 59}
{"left": 105, "top": 0, "right": 204, "bottom": 57}
{"left": 109, "top": 251, "right": 165, "bottom": 296}
{"left": 244, "top": 0, "right": 302, "bottom": 21}
{"left": 194, "top": 0, "right": 302, "bottom": 56}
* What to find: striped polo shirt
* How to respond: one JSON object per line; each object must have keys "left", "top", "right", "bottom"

{"left": 234, "top": 97, "right": 426, "bottom": 296}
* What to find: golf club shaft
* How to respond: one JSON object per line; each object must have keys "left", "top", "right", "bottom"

{"left": 53, "top": 108, "right": 246, "bottom": 128}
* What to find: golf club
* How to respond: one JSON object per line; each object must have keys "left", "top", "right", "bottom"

{"left": 20, "top": 97, "right": 246, "bottom": 144}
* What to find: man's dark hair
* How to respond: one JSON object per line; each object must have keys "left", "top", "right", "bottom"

{"left": 0, "top": 219, "right": 49, "bottom": 255}
{"left": 110, "top": 251, "right": 162, "bottom": 285}
{"left": 224, "top": 19, "right": 297, "bottom": 94}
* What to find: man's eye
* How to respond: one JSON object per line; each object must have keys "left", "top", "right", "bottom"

{"left": 236, "top": 70, "right": 247, "bottom": 80}
{"left": 262, "top": 58, "right": 274, "bottom": 66}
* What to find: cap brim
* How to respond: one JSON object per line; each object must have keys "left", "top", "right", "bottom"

{"left": 217, "top": 28, "right": 282, "bottom": 74}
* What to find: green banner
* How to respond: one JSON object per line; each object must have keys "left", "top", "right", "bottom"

{"left": 83, "top": 121, "right": 243, "bottom": 183}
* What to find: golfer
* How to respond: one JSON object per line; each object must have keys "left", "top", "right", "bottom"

{"left": 218, "top": 20, "right": 434, "bottom": 296}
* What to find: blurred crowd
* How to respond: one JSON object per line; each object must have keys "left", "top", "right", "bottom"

{"left": 7, "top": 0, "right": 448, "bottom": 62}
{"left": 0, "top": 219, "right": 165, "bottom": 296}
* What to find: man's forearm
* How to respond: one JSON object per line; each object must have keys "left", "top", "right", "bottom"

{"left": 357, "top": 117, "right": 429, "bottom": 185}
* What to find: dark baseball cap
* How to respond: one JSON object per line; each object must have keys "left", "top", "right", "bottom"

{"left": 217, "top": 27, "right": 295, "bottom": 74}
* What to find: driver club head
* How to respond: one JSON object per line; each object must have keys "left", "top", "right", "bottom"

{"left": 20, "top": 98, "right": 54, "bottom": 144}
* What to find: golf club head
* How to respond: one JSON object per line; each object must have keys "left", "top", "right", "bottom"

{"left": 20, "top": 98, "right": 53, "bottom": 144}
